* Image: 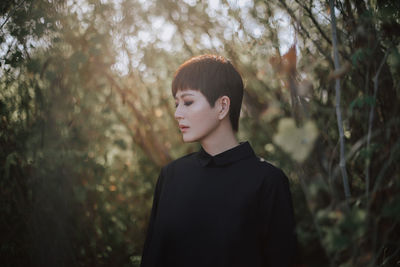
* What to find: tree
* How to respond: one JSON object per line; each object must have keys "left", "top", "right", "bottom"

{"left": 1, "top": 0, "right": 399, "bottom": 266}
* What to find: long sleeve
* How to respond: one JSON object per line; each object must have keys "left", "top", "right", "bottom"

{"left": 140, "top": 169, "right": 165, "bottom": 267}
{"left": 260, "top": 168, "right": 296, "bottom": 267}
{"left": 139, "top": 142, "right": 296, "bottom": 267}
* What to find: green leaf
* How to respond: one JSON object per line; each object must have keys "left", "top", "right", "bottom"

{"left": 272, "top": 118, "right": 319, "bottom": 163}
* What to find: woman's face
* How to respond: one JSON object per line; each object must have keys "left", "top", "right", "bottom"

{"left": 174, "top": 89, "right": 220, "bottom": 143}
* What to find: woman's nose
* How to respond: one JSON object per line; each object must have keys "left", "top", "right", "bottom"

{"left": 174, "top": 104, "right": 184, "bottom": 120}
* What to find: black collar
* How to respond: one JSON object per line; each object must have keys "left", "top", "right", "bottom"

{"left": 196, "top": 141, "right": 255, "bottom": 167}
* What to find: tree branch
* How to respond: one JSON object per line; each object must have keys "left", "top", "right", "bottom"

{"left": 371, "top": 138, "right": 400, "bottom": 196}
{"left": 104, "top": 72, "right": 173, "bottom": 167}
{"left": 365, "top": 48, "right": 390, "bottom": 198}
{"left": 294, "top": 0, "right": 332, "bottom": 46}
{"left": 277, "top": 0, "right": 334, "bottom": 67}
{"left": 329, "top": 0, "right": 351, "bottom": 199}
{"left": 0, "top": 0, "right": 27, "bottom": 31}
{"left": 331, "top": 128, "right": 381, "bottom": 180}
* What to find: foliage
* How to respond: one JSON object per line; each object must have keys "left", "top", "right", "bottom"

{"left": 1, "top": 0, "right": 399, "bottom": 266}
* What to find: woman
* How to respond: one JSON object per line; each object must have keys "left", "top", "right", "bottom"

{"left": 140, "top": 55, "right": 296, "bottom": 267}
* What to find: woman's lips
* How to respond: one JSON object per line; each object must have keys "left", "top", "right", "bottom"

{"left": 179, "top": 125, "right": 189, "bottom": 132}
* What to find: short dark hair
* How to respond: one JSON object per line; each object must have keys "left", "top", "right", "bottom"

{"left": 171, "top": 54, "right": 244, "bottom": 132}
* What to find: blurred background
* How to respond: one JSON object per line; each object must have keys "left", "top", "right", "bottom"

{"left": 1, "top": 0, "right": 399, "bottom": 266}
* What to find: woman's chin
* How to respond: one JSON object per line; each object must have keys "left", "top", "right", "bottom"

{"left": 182, "top": 137, "right": 197, "bottom": 143}
{"left": 182, "top": 134, "right": 199, "bottom": 143}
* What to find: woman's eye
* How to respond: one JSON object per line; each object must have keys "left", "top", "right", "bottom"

{"left": 175, "top": 101, "right": 193, "bottom": 108}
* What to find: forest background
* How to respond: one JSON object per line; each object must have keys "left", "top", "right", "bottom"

{"left": 1, "top": 0, "right": 399, "bottom": 266}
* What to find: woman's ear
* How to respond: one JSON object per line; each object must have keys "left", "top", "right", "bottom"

{"left": 218, "top": 96, "right": 230, "bottom": 120}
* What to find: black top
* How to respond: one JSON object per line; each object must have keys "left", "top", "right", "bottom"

{"left": 140, "top": 141, "right": 296, "bottom": 267}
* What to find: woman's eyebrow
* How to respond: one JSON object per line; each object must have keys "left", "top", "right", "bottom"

{"left": 175, "top": 93, "right": 194, "bottom": 99}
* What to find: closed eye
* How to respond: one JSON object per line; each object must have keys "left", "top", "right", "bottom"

{"left": 175, "top": 101, "right": 193, "bottom": 108}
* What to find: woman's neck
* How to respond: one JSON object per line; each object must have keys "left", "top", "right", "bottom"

{"left": 200, "top": 124, "right": 239, "bottom": 156}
